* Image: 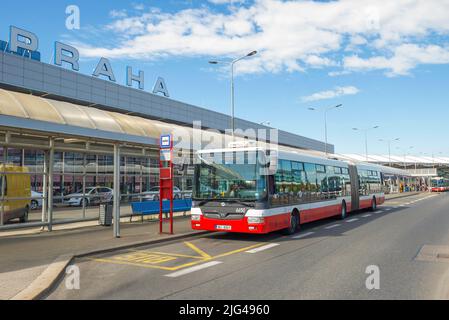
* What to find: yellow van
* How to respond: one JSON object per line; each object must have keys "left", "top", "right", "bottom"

{"left": 1, "top": 164, "right": 31, "bottom": 223}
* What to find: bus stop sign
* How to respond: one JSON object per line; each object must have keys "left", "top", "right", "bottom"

{"left": 159, "top": 134, "right": 174, "bottom": 234}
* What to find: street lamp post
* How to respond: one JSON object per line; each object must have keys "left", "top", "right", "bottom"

{"left": 308, "top": 104, "right": 342, "bottom": 156}
{"left": 209, "top": 51, "right": 258, "bottom": 139}
{"left": 352, "top": 126, "right": 379, "bottom": 161}
{"left": 396, "top": 146, "right": 414, "bottom": 170}
{"left": 379, "top": 138, "right": 400, "bottom": 167}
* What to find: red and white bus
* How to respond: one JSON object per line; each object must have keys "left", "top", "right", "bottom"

{"left": 430, "top": 177, "right": 449, "bottom": 192}
{"left": 191, "top": 147, "right": 386, "bottom": 234}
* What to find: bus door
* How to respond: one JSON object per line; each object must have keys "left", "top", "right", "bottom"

{"left": 348, "top": 164, "right": 359, "bottom": 211}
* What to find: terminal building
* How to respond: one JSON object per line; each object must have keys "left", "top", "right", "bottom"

{"left": 338, "top": 154, "right": 449, "bottom": 191}
{"left": 0, "top": 48, "right": 332, "bottom": 231}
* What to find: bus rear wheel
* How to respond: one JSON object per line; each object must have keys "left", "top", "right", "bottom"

{"left": 282, "top": 210, "right": 299, "bottom": 235}
{"left": 338, "top": 201, "right": 347, "bottom": 220}
{"left": 370, "top": 197, "right": 377, "bottom": 211}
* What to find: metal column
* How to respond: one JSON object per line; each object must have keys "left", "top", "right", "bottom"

{"left": 41, "top": 150, "right": 48, "bottom": 225}
{"left": 113, "top": 144, "right": 120, "bottom": 238}
{"left": 47, "top": 138, "right": 55, "bottom": 231}
{"left": 0, "top": 147, "right": 7, "bottom": 226}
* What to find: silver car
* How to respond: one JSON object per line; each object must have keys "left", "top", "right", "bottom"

{"left": 67, "top": 187, "right": 113, "bottom": 206}
{"left": 141, "top": 186, "right": 185, "bottom": 201}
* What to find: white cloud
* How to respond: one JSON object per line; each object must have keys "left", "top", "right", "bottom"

{"left": 301, "top": 86, "right": 360, "bottom": 102}
{"left": 133, "top": 3, "right": 145, "bottom": 11}
{"left": 109, "top": 9, "right": 127, "bottom": 19}
{"left": 208, "top": 0, "right": 245, "bottom": 4}
{"left": 344, "top": 44, "right": 449, "bottom": 76}
{"left": 74, "top": 0, "right": 449, "bottom": 76}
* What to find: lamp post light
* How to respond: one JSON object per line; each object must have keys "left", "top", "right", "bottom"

{"left": 379, "top": 138, "right": 400, "bottom": 167}
{"left": 352, "top": 126, "right": 380, "bottom": 161}
{"left": 209, "top": 50, "right": 258, "bottom": 139}
{"left": 308, "top": 104, "right": 342, "bottom": 156}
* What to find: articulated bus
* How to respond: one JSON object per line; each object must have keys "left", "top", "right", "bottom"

{"left": 430, "top": 177, "right": 449, "bottom": 192}
{"left": 191, "top": 147, "right": 386, "bottom": 235}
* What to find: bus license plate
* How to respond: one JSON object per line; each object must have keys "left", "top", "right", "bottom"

{"left": 215, "top": 225, "right": 232, "bottom": 231}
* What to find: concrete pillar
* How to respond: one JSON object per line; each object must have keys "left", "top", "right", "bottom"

{"left": 113, "top": 144, "right": 120, "bottom": 238}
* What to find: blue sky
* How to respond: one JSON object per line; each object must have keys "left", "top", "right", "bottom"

{"left": 1, "top": 0, "right": 449, "bottom": 156}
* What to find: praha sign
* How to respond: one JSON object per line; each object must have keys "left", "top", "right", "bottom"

{"left": 1, "top": 26, "right": 169, "bottom": 97}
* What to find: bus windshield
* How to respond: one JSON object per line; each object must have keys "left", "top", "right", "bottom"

{"left": 193, "top": 150, "right": 267, "bottom": 201}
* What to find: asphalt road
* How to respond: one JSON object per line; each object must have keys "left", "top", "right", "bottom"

{"left": 47, "top": 192, "right": 449, "bottom": 300}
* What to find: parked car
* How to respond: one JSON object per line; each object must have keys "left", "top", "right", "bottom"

{"left": 30, "top": 191, "right": 43, "bottom": 210}
{"left": 141, "top": 186, "right": 185, "bottom": 201}
{"left": 67, "top": 187, "right": 113, "bottom": 207}
{"left": 0, "top": 164, "right": 31, "bottom": 223}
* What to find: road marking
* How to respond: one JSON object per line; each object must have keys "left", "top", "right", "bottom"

{"left": 128, "top": 250, "right": 204, "bottom": 260}
{"left": 164, "top": 261, "right": 222, "bottom": 278}
{"left": 246, "top": 243, "right": 280, "bottom": 253}
{"left": 92, "top": 242, "right": 265, "bottom": 272}
{"left": 292, "top": 232, "right": 314, "bottom": 239}
{"left": 325, "top": 224, "right": 341, "bottom": 229}
{"left": 184, "top": 241, "right": 212, "bottom": 259}
{"left": 346, "top": 218, "right": 359, "bottom": 223}
{"left": 377, "top": 210, "right": 385, "bottom": 213}
{"left": 385, "top": 208, "right": 392, "bottom": 211}
{"left": 110, "top": 251, "right": 177, "bottom": 265}
{"left": 362, "top": 214, "right": 372, "bottom": 218}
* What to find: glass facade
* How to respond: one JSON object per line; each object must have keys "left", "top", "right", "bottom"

{"left": 0, "top": 146, "right": 193, "bottom": 226}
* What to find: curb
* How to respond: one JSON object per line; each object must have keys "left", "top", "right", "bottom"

{"left": 385, "top": 192, "right": 422, "bottom": 201}
{"left": 10, "top": 230, "right": 210, "bottom": 300}
{"left": 10, "top": 254, "right": 73, "bottom": 300}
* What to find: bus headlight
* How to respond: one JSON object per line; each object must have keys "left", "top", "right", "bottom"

{"left": 191, "top": 215, "right": 201, "bottom": 221}
{"left": 247, "top": 217, "right": 264, "bottom": 224}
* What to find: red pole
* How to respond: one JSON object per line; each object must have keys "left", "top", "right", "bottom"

{"left": 170, "top": 147, "right": 174, "bottom": 234}
{"left": 159, "top": 155, "right": 163, "bottom": 234}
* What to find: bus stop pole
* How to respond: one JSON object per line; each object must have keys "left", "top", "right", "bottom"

{"left": 113, "top": 144, "right": 120, "bottom": 238}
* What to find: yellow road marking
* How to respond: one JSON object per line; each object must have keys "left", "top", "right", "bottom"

{"left": 128, "top": 249, "right": 205, "bottom": 260}
{"left": 91, "top": 242, "right": 267, "bottom": 272}
{"left": 92, "top": 258, "right": 177, "bottom": 271}
{"left": 213, "top": 243, "right": 264, "bottom": 259}
{"left": 184, "top": 241, "right": 212, "bottom": 259}
{"left": 113, "top": 252, "right": 177, "bottom": 264}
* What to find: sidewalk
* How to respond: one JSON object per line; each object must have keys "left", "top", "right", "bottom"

{"left": 385, "top": 191, "right": 422, "bottom": 200}
{"left": 0, "top": 216, "right": 201, "bottom": 300}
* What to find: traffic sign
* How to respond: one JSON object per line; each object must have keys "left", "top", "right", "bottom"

{"left": 160, "top": 135, "right": 171, "bottom": 148}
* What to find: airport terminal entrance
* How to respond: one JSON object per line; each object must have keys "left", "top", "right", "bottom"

{"left": 0, "top": 129, "right": 193, "bottom": 236}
